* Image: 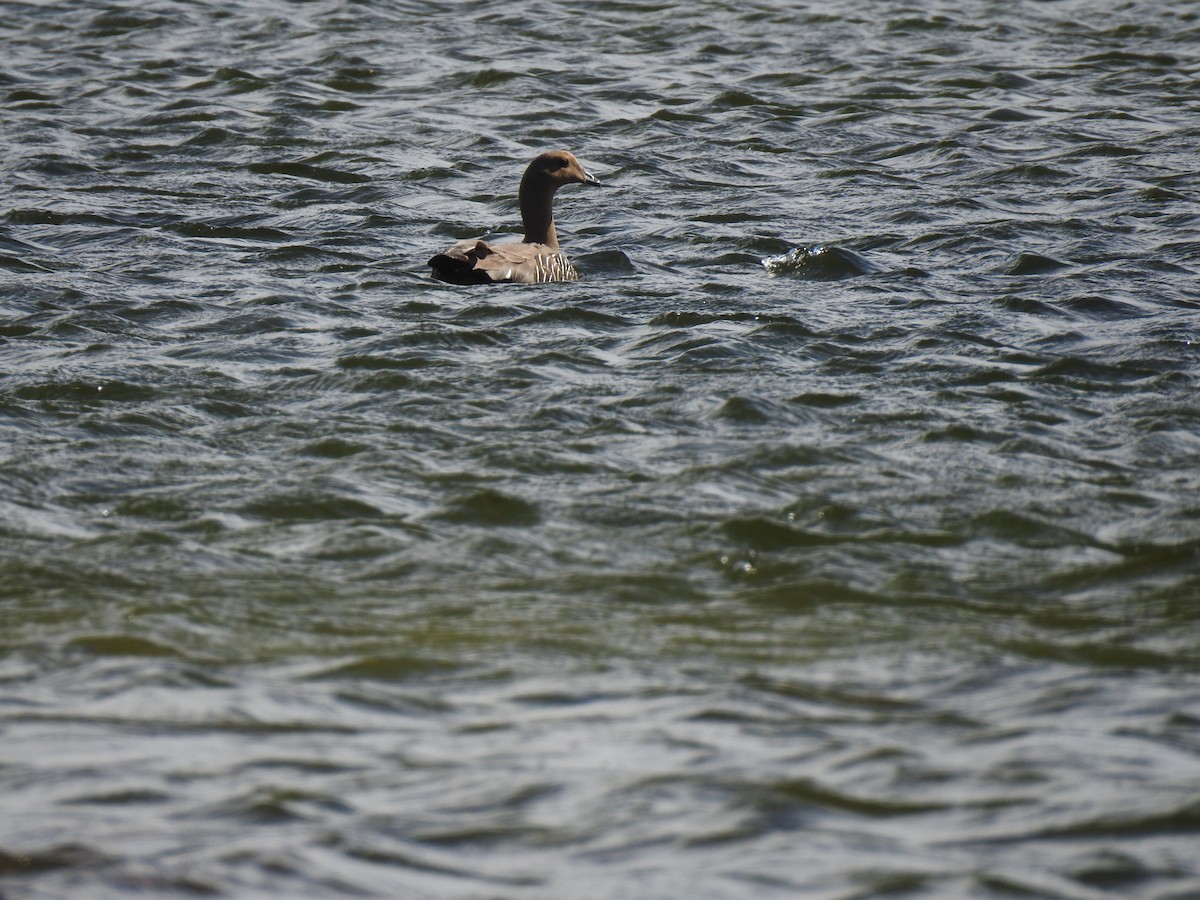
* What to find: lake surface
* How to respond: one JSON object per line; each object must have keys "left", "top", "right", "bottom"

{"left": 3, "top": 0, "right": 1200, "bottom": 896}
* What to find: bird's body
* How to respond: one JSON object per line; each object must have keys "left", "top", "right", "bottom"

{"left": 431, "top": 238, "right": 580, "bottom": 284}
{"left": 429, "top": 150, "right": 600, "bottom": 285}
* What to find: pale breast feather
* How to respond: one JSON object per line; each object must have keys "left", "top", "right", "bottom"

{"left": 533, "top": 252, "right": 579, "bottom": 283}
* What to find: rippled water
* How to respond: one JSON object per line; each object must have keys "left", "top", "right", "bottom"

{"left": 3, "top": 0, "right": 1200, "bottom": 896}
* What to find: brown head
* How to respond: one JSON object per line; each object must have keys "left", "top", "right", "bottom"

{"left": 522, "top": 150, "right": 601, "bottom": 192}
{"left": 519, "top": 150, "right": 601, "bottom": 248}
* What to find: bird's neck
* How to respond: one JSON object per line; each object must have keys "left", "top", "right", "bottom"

{"left": 519, "top": 175, "right": 559, "bottom": 249}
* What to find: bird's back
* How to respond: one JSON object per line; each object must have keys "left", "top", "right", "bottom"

{"left": 428, "top": 239, "right": 579, "bottom": 285}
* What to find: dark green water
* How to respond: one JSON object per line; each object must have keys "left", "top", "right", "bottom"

{"left": 3, "top": 0, "right": 1200, "bottom": 897}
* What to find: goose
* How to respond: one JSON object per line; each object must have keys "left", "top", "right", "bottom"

{"left": 429, "top": 150, "right": 601, "bottom": 284}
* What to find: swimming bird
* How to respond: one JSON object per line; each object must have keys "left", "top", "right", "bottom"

{"left": 428, "top": 150, "right": 601, "bottom": 285}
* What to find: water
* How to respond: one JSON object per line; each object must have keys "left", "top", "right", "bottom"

{"left": 3, "top": 0, "right": 1200, "bottom": 896}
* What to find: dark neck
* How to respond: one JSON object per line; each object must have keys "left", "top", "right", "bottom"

{"left": 519, "top": 173, "right": 559, "bottom": 249}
